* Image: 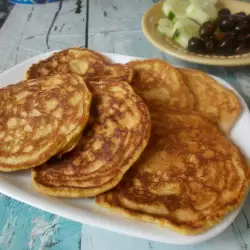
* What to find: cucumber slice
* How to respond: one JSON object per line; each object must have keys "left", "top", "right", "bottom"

{"left": 190, "top": 0, "right": 218, "bottom": 8}
{"left": 157, "top": 18, "right": 174, "bottom": 38}
{"left": 205, "top": 4, "right": 218, "bottom": 20}
{"left": 173, "top": 18, "right": 200, "bottom": 34}
{"left": 173, "top": 32, "right": 190, "bottom": 48}
{"left": 162, "top": 0, "right": 189, "bottom": 21}
{"left": 172, "top": 19, "right": 200, "bottom": 48}
{"left": 186, "top": 3, "right": 218, "bottom": 24}
{"left": 186, "top": 4, "right": 210, "bottom": 24}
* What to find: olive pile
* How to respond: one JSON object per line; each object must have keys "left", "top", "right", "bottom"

{"left": 188, "top": 8, "right": 250, "bottom": 56}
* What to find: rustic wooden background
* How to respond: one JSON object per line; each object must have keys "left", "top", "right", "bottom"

{"left": 0, "top": 1, "right": 250, "bottom": 249}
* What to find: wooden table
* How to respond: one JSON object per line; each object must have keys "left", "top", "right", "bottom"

{"left": 0, "top": 1, "right": 250, "bottom": 249}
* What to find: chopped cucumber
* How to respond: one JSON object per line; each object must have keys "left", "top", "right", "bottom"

{"left": 167, "top": 11, "right": 175, "bottom": 21}
{"left": 157, "top": 18, "right": 174, "bottom": 38}
{"left": 205, "top": 4, "right": 218, "bottom": 20}
{"left": 174, "top": 32, "right": 190, "bottom": 48}
{"left": 186, "top": 3, "right": 218, "bottom": 24}
{"left": 186, "top": 4, "right": 210, "bottom": 24}
{"left": 162, "top": 0, "right": 189, "bottom": 21}
{"left": 173, "top": 19, "right": 200, "bottom": 48}
{"left": 157, "top": 0, "right": 219, "bottom": 49}
{"left": 190, "top": 0, "right": 218, "bottom": 8}
{"left": 173, "top": 18, "right": 200, "bottom": 34}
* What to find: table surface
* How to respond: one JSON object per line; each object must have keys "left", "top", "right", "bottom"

{"left": 0, "top": 0, "right": 250, "bottom": 249}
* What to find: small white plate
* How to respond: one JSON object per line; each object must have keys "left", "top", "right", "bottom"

{"left": 0, "top": 52, "right": 249, "bottom": 245}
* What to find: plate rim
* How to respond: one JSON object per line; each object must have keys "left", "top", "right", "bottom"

{"left": 0, "top": 51, "right": 249, "bottom": 245}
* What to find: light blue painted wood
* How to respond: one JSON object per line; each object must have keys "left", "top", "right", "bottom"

{"left": 88, "top": 0, "right": 165, "bottom": 59}
{"left": 89, "top": 30, "right": 164, "bottom": 59}
{"left": 0, "top": 0, "right": 249, "bottom": 249}
{"left": 0, "top": 195, "right": 81, "bottom": 250}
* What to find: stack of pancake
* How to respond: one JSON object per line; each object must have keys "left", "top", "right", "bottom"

{"left": 0, "top": 48, "right": 249, "bottom": 235}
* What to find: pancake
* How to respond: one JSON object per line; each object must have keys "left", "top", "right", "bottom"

{"left": 179, "top": 68, "right": 241, "bottom": 133}
{"left": 32, "top": 80, "right": 151, "bottom": 197}
{"left": 126, "top": 59, "right": 194, "bottom": 112}
{"left": 26, "top": 48, "right": 110, "bottom": 79}
{"left": 57, "top": 133, "right": 82, "bottom": 157}
{"left": 26, "top": 48, "right": 133, "bottom": 83}
{"left": 0, "top": 74, "right": 92, "bottom": 172}
{"left": 87, "top": 63, "right": 133, "bottom": 83}
{"left": 97, "top": 112, "right": 249, "bottom": 235}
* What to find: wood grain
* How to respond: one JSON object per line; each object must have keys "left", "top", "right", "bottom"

{"left": 0, "top": 196, "right": 81, "bottom": 250}
{"left": 0, "top": 0, "right": 250, "bottom": 249}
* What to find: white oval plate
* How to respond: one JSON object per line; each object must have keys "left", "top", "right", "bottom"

{"left": 0, "top": 52, "right": 249, "bottom": 245}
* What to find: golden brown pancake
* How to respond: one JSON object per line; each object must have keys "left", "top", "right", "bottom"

{"left": 0, "top": 74, "right": 91, "bottom": 172}
{"left": 179, "top": 68, "right": 241, "bottom": 133}
{"left": 126, "top": 59, "right": 194, "bottom": 112}
{"left": 87, "top": 63, "right": 133, "bottom": 83}
{"left": 32, "top": 80, "right": 151, "bottom": 197}
{"left": 97, "top": 112, "right": 249, "bottom": 235}
{"left": 26, "top": 48, "right": 133, "bottom": 83}
{"left": 26, "top": 48, "right": 110, "bottom": 79}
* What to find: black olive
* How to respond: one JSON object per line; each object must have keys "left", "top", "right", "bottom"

{"left": 199, "top": 21, "right": 216, "bottom": 38}
{"left": 214, "top": 32, "right": 226, "bottom": 42}
{"left": 235, "top": 22, "right": 250, "bottom": 34}
{"left": 205, "top": 37, "right": 216, "bottom": 54}
{"left": 188, "top": 37, "right": 205, "bottom": 54}
{"left": 219, "top": 17, "right": 235, "bottom": 32}
{"left": 224, "top": 31, "right": 238, "bottom": 47}
{"left": 216, "top": 37, "right": 234, "bottom": 55}
{"left": 238, "top": 33, "right": 250, "bottom": 48}
{"left": 204, "top": 35, "right": 214, "bottom": 42}
{"left": 242, "top": 20, "right": 250, "bottom": 26}
{"left": 234, "top": 12, "right": 247, "bottom": 18}
{"left": 237, "top": 35, "right": 245, "bottom": 45}
{"left": 244, "top": 14, "right": 250, "bottom": 24}
{"left": 227, "top": 31, "right": 238, "bottom": 39}
{"left": 245, "top": 34, "right": 250, "bottom": 48}
{"left": 235, "top": 43, "right": 250, "bottom": 54}
{"left": 238, "top": 34, "right": 247, "bottom": 42}
{"left": 218, "top": 8, "right": 231, "bottom": 18}
{"left": 232, "top": 12, "right": 248, "bottom": 26}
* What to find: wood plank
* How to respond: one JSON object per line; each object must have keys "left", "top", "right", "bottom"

{"left": 80, "top": 222, "right": 242, "bottom": 250}
{"left": 81, "top": 200, "right": 250, "bottom": 250}
{"left": 0, "top": 1, "right": 249, "bottom": 249}
{"left": 0, "top": 4, "right": 34, "bottom": 71}
{"left": 88, "top": 0, "right": 153, "bottom": 33}
{"left": 88, "top": 0, "right": 164, "bottom": 59}
{"left": 0, "top": 196, "right": 81, "bottom": 250}
{"left": 0, "top": 0, "right": 87, "bottom": 72}
{"left": 88, "top": 30, "right": 163, "bottom": 58}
